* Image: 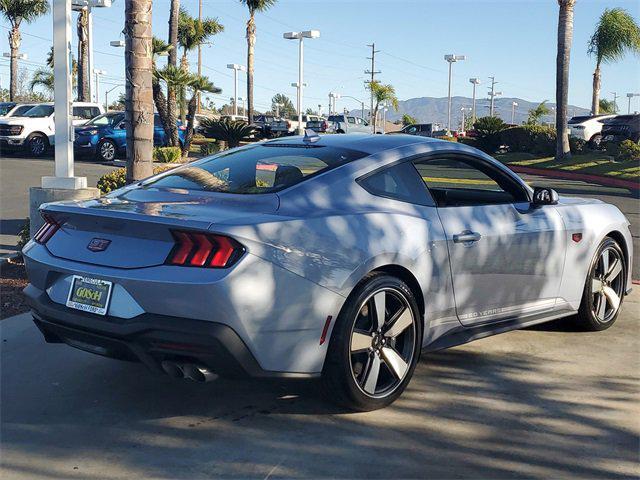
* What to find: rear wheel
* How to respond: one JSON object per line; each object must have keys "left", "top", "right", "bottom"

{"left": 97, "top": 139, "right": 117, "bottom": 161}
{"left": 26, "top": 133, "right": 48, "bottom": 157}
{"left": 589, "top": 133, "right": 602, "bottom": 149}
{"left": 322, "top": 273, "right": 422, "bottom": 411}
{"left": 574, "top": 237, "right": 626, "bottom": 331}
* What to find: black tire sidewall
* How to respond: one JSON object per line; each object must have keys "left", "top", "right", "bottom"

{"left": 323, "top": 273, "right": 423, "bottom": 411}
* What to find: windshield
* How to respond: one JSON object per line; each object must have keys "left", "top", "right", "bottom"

{"left": 146, "top": 144, "right": 367, "bottom": 194}
{"left": 23, "top": 105, "right": 54, "bottom": 118}
{"left": 86, "top": 113, "right": 122, "bottom": 126}
{"left": 0, "top": 103, "right": 16, "bottom": 116}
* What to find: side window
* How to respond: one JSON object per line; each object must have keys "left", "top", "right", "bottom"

{"left": 358, "top": 162, "right": 432, "bottom": 206}
{"left": 413, "top": 157, "right": 528, "bottom": 207}
{"left": 73, "top": 106, "right": 95, "bottom": 120}
{"left": 347, "top": 116, "right": 356, "bottom": 124}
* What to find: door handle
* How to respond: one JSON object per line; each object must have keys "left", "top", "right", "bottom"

{"left": 453, "top": 230, "right": 482, "bottom": 244}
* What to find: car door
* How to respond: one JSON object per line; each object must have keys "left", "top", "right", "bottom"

{"left": 413, "top": 154, "right": 566, "bottom": 326}
{"left": 153, "top": 114, "right": 166, "bottom": 146}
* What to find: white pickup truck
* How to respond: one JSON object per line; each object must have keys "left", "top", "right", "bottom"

{"left": 271, "top": 114, "right": 322, "bottom": 136}
{"left": 0, "top": 102, "right": 104, "bottom": 156}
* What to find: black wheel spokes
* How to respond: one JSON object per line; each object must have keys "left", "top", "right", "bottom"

{"left": 350, "top": 289, "right": 416, "bottom": 397}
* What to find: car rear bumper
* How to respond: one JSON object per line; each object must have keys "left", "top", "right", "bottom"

{"left": 24, "top": 285, "right": 318, "bottom": 378}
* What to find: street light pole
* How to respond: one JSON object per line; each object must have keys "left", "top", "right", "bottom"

{"left": 611, "top": 92, "right": 619, "bottom": 113}
{"left": 511, "top": 101, "right": 518, "bottom": 125}
{"left": 444, "top": 54, "right": 466, "bottom": 133}
{"left": 284, "top": 30, "right": 320, "bottom": 135}
{"left": 627, "top": 93, "right": 640, "bottom": 114}
{"left": 104, "top": 84, "right": 120, "bottom": 110}
{"left": 227, "top": 64, "right": 246, "bottom": 117}
{"left": 469, "top": 78, "right": 480, "bottom": 124}
{"left": 93, "top": 69, "right": 106, "bottom": 107}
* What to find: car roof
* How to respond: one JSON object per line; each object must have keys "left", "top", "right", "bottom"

{"left": 262, "top": 132, "right": 447, "bottom": 154}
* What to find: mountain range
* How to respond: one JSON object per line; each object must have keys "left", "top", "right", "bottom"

{"left": 350, "top": 96, "right": 590, "bottom": 127}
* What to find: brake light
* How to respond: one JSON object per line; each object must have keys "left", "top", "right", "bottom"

{"left": 322, "top": 121, "right": 328, "bottom": 131}
{"left": 166, "top": 230, "right": 244, "bottom": 268}
{"left": 34, "top": 214, "right": 61, "bottom": 244}
{"left": 286, "top": 121, "right": 291, "bottom": 128}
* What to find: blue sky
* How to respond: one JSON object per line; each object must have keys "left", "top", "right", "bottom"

{"left": 1, "top": 0, "right": 639, "bottom": 113}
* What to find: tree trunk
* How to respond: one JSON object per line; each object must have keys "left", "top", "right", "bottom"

{"left": 246, "top": 13, "right": 256, "bottom": 123}
{"left": 591, "top": 62, "right": 601, "bottom": 115}
{"left": 372, "top": 104, "right": 379, "bottom": 133}
{"left": 124, "top": 0, "right": 154, "bottom": 183}
{"left": 179, "top": 53, "right": 188, "bottom": 124}
{"left": 182, "top": 94, "right": 198, "bottom": 158}
{"left": 76, "top": 8, "right": 90, "bottom": 102}
{"left": 555, "top": 0, "right": 575, "bottom": 161}
{"left": 152, "top": 76, "right": 170, "bottom": 138}
{"left": 8, "top": 27, "right": 20, "bottom": 101}
{"left": 166, "top": 0, "right": 180, "bottom": 146}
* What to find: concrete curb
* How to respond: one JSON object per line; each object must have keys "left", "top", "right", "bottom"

{"left": 508, "top": 165, "right": 639, "bottom": 192}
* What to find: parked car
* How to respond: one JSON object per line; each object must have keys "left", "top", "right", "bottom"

{"left": 23, "top": 134, "right": 632, "bottom": 411}
{"left": 0, "top": 102, "right": 40, "bottom": 119}
{"left": 601, "top": 114, "right": 640, "bottom": 144}
{"left": 74, "top": 112, "right": 186, "bottom": 161}
{"left": 327, "top": 114, "right": 370, "bottom": 134}
{"left": 220, "top": 114, "right": 248, "bottom": 122}
{"left": 271, "top": 114, "right": 322, "bottom": 135}
{"left": 305, "top": 117, "right": 336, "bottom": 134}
{"left": 395, "top": 123, "right": 442, "bottom": 137}
{"left": 0, "top": 102, "right": 105, "bottom": 157}
{"left": 568, "top": 114, "right": 616, "bottom": 147}
{"left": 252, "top": 114, "right": 277, "bottom": 137}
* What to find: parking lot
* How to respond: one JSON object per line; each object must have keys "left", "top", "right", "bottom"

{"left": 1, "top": 290, "right": 638, "bottom": 479}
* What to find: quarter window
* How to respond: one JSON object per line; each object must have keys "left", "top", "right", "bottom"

{"left": 413, "top": 157, "right": 528, "bottom": 207}
{"left": 358, "top": 162, "right": 432, "bottom": 205}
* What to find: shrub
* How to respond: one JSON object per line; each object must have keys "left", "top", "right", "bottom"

{"left": 199, "top": 141, "right": 220, "bottom": 156}
{"left": 473, "top": 116, "right": 508, "bottom": 153}
{"left": 201, "top": 117, "right": 257, "bottom": 148}
{"left": 17, "top": 218, "right": 30, "bottom": 249}
{"left": 97, "top": 165, "right": 178, "bottom": 194}
{"left": 153, "top": 146, "right": 182, "bottom": 163}
{"left": 499, "top": 125, "right": 556, "bottom": 156}
{"left": 569, "top": 136, "right": 587, "bottom": 155}
{"left": 616, "top": 139, "right": 640, "bottom": 162}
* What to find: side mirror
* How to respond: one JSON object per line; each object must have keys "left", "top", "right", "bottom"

{"left": 532, "top": 187, "right": 559, "bottom": 206}
{"left": 116, "top": 122, "right": 126, "bottom": 130}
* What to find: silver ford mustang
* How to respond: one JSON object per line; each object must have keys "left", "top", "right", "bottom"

{"left": 23, "top": 134, "right": 633, "bottom": 410}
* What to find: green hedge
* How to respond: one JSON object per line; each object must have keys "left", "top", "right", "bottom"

{"left": 499, "top": 125, "right": 556, "bottom": 156}
{"left": 97, "top": 165, "right": 178, "bottom": 194}
{"left": 607, "top": 139, "right": 640, "bottom": 162}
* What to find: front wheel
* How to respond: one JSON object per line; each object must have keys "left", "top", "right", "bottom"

{"left": 589, "top": 134, "right": 602, "bottom": 149}
{"left": 26, "top": 133, "right": 49, "bottom": 157}
{"left": 574, "top": 237, "right": 626, "bottom": 331}
{"left": 322, "top": 273, "right": 422, "bottom": 411}
{"left": 97, "top": 139, "right": 117, "bottom": 161}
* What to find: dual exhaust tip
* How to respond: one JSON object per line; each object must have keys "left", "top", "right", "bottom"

{"left": 161, "top": 360, "right": 218, "bottom": 383}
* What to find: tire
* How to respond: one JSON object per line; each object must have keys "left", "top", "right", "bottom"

{"left": 26, "top": 133, "right": 49, "bottom": 157}
{"left": 589, "top": 134, "right": 602, "bottom": 149}
{"left": 97, "top": 139, "right": 117, "bottom": 162}
{"left": 322, "top": 273, "right": 422, "bottom": 411}
{"left": 574, "top": 237, "right": 626, "bottom": 331}
{"left": 336, "top": 129, "right": 345, "bottom": 134}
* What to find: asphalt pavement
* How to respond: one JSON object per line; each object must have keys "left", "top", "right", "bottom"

{"left": 1, "top": 291, "right": 638, "bottom": 479}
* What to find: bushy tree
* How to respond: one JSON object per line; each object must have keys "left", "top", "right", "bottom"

{"left": 526, "top": 101, "right": 551, "bottom": 125}
{"left": 401, "top": 114, "right": 417, "bottom": 126}
{"left": 271, "top": 93, "right": 296, "bottom": 118}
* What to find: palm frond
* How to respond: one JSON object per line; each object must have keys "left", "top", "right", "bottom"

{"left": 588, "top": 8, "right": 640, "bottom": 63}
{"left": 0, "top": 0, "right": 49, "bottom": 26}
{"left": 239, "top": 0, "right": 277, "bottom": 14}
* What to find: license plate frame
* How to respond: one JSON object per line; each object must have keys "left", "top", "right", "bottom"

{"left": 66, "top": 275, "right": 113, "bottom": 316}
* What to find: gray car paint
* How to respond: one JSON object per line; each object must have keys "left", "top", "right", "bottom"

{"left": 22, "top": 134, "right": 634, "bottom": 375}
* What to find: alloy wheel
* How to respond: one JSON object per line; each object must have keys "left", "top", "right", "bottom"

{"left": 30, "top": 136, "right": 45, "bottom": 155}
{"left": 590, "top": 246, "right": 624, "bottom": 323}
{"left": 349, "top": 287, "right": 417, "bottom": 398}
{"left": 100, "top": 141, "right": 116, "bottom": 161}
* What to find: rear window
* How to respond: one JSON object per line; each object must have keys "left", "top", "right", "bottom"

{"left": 568, "top": 116, "right": 595, "bottom": 124}
{"left": 147, "top": 144, "right": 367, "bottom": 194}
{"left": 606, "top": 115, "right": 638, "bottom": 124}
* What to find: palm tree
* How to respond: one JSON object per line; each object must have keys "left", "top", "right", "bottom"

{"left": 182, "top": 75, "right": 221, "bottom": 157}
{"left": 29, "top": 68, "right": 53, "bottom": 95}
{"left": 166, "top": 0, "right": 180, "bottom": 146}
{"left": 151, "top": 38, "right": 174, "bottom": 141}
{"left": 76, "top": 7, "right": 90, "bottom": 101}
{"left": 124, "top": 0, "right": 154, "bottom": 183}
{"left": 526, "top": 100, "right": 551, "bottom": 125}
{"left": 588, "top": 8, "right": 640, "bottom": 115}
{"left": 0, "top": 0, "right": 49, "bottom": 101}
{"left": 177, "top": 8, "right": 223, "bottom": 122}
{"left": 367, "top": 81, "right": 398, "bottom": 133}
{"left": 240, "top": 0, "right": 277, "bottom": 124}
{"left": 599, "top": 98, "right": 617, "bottom": 114}
{"left": 555, "top": 0, "right": 576, "bottom": 161}
{"left": 202, "top": 117, "right": 257, "bottom": 149}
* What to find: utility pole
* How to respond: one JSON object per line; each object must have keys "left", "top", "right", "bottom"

{"left": 627, "top": 93, "right": 640, "bottom": 114}
{"left": 197, "top": 0, "right": 203, "bottom": 113}
{"left": 611, "top": 92, "right": 618, "bottom": 113}
{"left": 469, "top": 78, "right": 480, "bottom": 123}
{"left": 365, "top": 43, "right": 380, "bottom": 132}
{"left": 488, "top": 76, "right": 502, "bottom": 117}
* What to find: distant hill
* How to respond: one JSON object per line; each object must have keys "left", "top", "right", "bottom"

{"left": 350, "top": 96, "right": 590, "bottom": 127}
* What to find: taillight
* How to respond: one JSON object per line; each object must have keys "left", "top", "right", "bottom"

{"left": 286, "top": 121, "right": 291, "bottom": 128}
{"left": 166, "top": 230, "right": 244, "bottom": 268}
{"left": 34, "top": 214, "right": 61, "bottom": 244}
{"left": 322, "top": 121, "right": 328, "bottom": 131}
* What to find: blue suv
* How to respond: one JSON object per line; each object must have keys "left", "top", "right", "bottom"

{"left": 74, "top": 112, "right": 185, "bottom": 161}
